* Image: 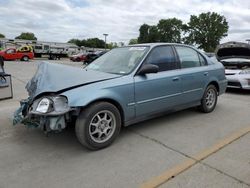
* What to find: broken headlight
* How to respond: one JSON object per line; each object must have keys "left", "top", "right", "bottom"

{"left": 36, "top": 97, "right": 53, "bottom": 113}
{"left": 32, "top": 96, "right": 70, "bottom": 115}
{"left": 52, "top": 96, "right": 69, "bottom": 113}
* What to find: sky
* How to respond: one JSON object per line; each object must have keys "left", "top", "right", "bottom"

{"left": 0, "top": 0, "right": 250, "bottom": 44}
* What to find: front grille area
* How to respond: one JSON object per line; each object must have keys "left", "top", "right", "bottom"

{"left": 226, "top": 73, "right": 236, "bottom": 75}
{"left": 227, "top": 81, "right": 242, "bottom": 88}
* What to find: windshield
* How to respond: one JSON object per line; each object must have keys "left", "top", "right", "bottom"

{"left": 86, "top": 46, "right": 149, "bottom": 74}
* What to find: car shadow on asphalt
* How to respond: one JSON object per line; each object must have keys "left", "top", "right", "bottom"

{"left": 9, "top": 107, "right": 207, "bottom": 153}
{"left": 11, "top": 120, "right": 133, "bottom": 153}
{"left": 125, "top": 107, "right": 199, "bottom": 132}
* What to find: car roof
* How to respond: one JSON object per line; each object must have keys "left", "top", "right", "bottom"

{"left": 127, "top": 43, "right": 194, "bottom": 48}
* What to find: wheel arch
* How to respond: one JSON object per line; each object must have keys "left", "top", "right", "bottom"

{"left": 207, "top": 80, "right": 219, "bottom": 93}
{"left": 21, "top": 55, "right": 29, "bottom": 61}
{"left": 82, "top": 98, "right": 125, "bottom": 126}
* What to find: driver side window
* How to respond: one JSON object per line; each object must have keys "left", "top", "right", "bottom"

{"left": 144, "top": 46, "right": 177, "bottom": 72}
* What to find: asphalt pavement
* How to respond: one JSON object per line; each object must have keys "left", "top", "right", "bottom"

{"left": 0, "top": 59, "right": 249, "bottom": 188}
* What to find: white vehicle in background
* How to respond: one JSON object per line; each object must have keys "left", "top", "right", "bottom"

{"left": 216, "top": 41, "right": 250, "bottom": 90}
{"left": 33, "top": 42, "right": 80, "bottom": 59}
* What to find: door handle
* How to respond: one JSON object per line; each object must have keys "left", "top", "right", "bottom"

{"left": 204, "top": 72, "right": 208, "bottom": 76}
{"left": 172, "top": 77, "right": 180, "bottom": 81}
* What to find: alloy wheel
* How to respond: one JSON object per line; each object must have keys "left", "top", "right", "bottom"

{"left": 205, "top": 88, "right": 216, "bottom": 108}
{"left": 89, "top": 110, "right": 116, "bottom": 143}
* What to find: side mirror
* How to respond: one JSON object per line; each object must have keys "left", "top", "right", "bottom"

{"left": 137, "top": 64, "right": 159, "bottom": 75}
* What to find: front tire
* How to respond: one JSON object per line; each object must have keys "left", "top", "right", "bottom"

{"left": 75, "top": 102, "right": 121, "bottom": 150}
{"left": 199, "top": 85, "right": 218, "bottom": 113}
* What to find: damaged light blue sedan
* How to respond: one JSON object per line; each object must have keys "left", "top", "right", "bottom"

{"left": 14, "top": 43, "right": 227, "bottom": 150}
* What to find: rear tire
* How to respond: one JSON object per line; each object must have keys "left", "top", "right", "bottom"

{"left": 75, "top": 102, "right": 121, "bottom": 150}
{"left": 199, "top": 85, "right": 218, "bottom": 113}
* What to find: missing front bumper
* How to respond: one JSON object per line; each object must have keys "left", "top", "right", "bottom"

{"left": 13, "top": 98, "right": 73, "bottom": 132}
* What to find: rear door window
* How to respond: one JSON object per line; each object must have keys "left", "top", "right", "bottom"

{"left": 175, "top": 46, "right": 201, "bottom": 68}
{"left": 198, "top": 53, "right": 207, "bottom": 66}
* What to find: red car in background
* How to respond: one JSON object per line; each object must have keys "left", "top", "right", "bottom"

{"left": 70, "top": 52, "right": 87, "bottom": 62}
{"left": 0, "top": 48, "right": 34, "bottom": 61}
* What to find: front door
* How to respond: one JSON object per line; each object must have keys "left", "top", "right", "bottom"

{"left": 134, "top": 45, "right": 182, "bottom": 117}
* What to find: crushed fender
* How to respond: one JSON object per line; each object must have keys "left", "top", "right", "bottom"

{"left": 13, "top": 98, "right": 40, "bottom": 128}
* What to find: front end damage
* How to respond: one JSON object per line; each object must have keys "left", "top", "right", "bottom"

{"left": 13, "top": 62, "right": 120, "bottom": 132}
{"left": 13, "top": 95, "right": 77, "bottom": 132}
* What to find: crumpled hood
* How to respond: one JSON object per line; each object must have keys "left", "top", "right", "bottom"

{"left": 216, "top": 41, "right": 250, "bottom": 61}
{"left": 26, "top": 62, "right": 121, "bottom": 98}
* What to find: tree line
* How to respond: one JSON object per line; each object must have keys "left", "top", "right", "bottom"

{"left": 67, "top": 38, "right": 121, "bottom": 49}
{"left": 0, "top": 32, "right": 38, "bottom": 40}
{"left": 130, "top": 12, "right": 229, "bottom": 52}
{"left": 68, "top": 38, "right": 105, "bottom": 48}
{"left": 1, "top": 12, "right": 228, "bottom": 51}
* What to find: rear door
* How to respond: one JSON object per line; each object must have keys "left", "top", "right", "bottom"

{"left": 134, "top": 45, "right": 182, "bottom": 117}
{"left": 174, "top": 46, "right": 209, "bottom": 104}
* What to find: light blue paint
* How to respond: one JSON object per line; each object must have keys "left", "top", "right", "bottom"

{"left": 15, "top": 43, "right": 227, "bottom": 128}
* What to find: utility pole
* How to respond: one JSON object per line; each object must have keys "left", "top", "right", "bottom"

{"left": 103, "top": 33, "right": 108, "bottom": 50}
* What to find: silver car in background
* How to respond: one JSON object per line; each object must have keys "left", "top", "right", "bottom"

{"left": 216, "top": 41, "right": 250, "bottom": 90}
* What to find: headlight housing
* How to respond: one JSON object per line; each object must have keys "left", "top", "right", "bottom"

{"left": 31, "top": 95, "right": 70, "bottom": 115}
{"left": 52, "top": 96, "right": 69, "bottom": 113}
{"left": 36, "top": 98, "right": 53, "bottom": 113}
